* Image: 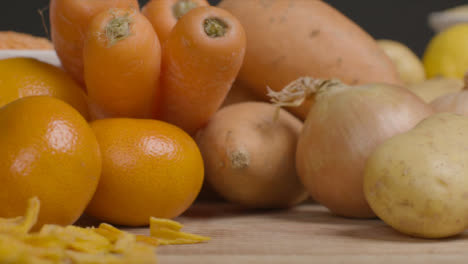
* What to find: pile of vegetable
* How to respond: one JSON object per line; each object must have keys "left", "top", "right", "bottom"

{"left": 204, "top": 0, "right": 468, "bottom": 239}
{"left": 1, "top": 1, "right": 468, "bottom": 262}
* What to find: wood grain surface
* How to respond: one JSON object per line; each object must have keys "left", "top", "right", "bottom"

{"left": 103, "top": 202, "right": 468, "bottom": 264}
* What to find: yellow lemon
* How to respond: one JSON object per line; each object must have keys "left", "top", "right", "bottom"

{"left": 423, "top": 24, "right": 468, "bottom": 79}
{"left": 0, "top": 57, "right": 89, "bottom": 119}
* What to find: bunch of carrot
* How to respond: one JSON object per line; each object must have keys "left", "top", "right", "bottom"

{"left": 50, "top": 0, "right": 246, "bottom": 134}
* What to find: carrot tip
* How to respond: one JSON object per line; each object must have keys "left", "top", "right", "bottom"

{"left": 204, "top": 17, "right": 227, "bottom": 38}
{"left": 105, "top": 11, "right": 133, "bottom": 47}
{"left": 173, "top": 0, "right": 199, "bottom": 20}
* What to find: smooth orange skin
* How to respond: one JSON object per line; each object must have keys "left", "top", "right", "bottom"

{"left": 219, "top": 0, "right": 402, "bottom": 120}
{"left": 0, "top": 58, "right": 89, "bottom": 120}
{"left": 0, "top": 96, "right": 101, "bottom": 229}
{"left": 84, "top": 9, "right": 161, "bottom": 119}
{"left": 142, "top": 0, "right": 209, "bottom": 44}
{"left": 50, "top": 0, "right": 139, "bottom": 86}
{"left": 157, "top": 6, "right": 246, "bottom": 135}
{"left": 86, "top": 118, "right": 204, "bottom": 226}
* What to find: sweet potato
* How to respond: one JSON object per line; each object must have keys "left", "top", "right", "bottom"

{"left": 218, "top": 0, "right": 402, "bottom": 119}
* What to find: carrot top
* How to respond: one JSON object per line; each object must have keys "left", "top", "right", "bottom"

{"left": 105, "top": 11, "right": 134, "bottom": 46}
{"left": 204, "top": 17, "right": 227, "bottom": 37}
{"left": 173, "top": 0, "right": 199, "bottom": 19}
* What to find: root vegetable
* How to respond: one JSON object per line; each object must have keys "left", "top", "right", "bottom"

{"left": 50, "top": 0, "right": 139, "bottom": 86}
{"left": 83, "top": 8, "right": 161, "bottom": 119}
{"left": 431, "top": 73, "right": 468, "bottom": 115}
{"left": 157, "top": 6, "right": 246, "bottom": 135}
{"left": 407, "top": 77, "right": 464, "bottom": 103}
{"left": 142, "top": 0, "right": 209, "bottom": 44}
{"left": 195, "top": 102, "right": 308, "bottom": 208}
{"left": 219, "top": 0, "right": 401, "bottom": 120}
{"left": 221, "top": 81, "right": 259, "bottom": 108}
{"left": 377, "top": 39, "right": 426, "bottom": 85}
{"left": 431, "top": 91, "right": 468, "bottom": 115}
{"left": 364, "top": 113, "right": 468, "bottom": 238}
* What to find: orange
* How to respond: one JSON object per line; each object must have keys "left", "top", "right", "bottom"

{"left": 0, "top": 96, "right": 101, "bottom": 229}
{"left": 0, "top": 57, "right": 89, "bottom": 119}
{"left": 86, "top": 118, "right": 204, "bottom": 226}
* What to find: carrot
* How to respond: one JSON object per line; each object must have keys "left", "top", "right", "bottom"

{"left": 142, "top": 0, "right": 209, "bottom": 44}
{"left": 0, "top": 31, "right": 53, "bottom": 50}
{"left": 83, "top": 8, "right": 161, "bottom": 119}
{"left": 50, "top": 0, "right": 139, "bottom": 86}
{"left": 157, "top": 6, "right": 246, "bottom": 135}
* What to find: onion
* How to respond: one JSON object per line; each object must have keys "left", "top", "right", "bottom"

{"left": 431, "top": 72, "right": 468, "bottom": 115}
{"left": 268, "top": 77, "right": 434, "bottom": 218}
{"left": 407, "top": 77, "right": 464, "bottom": 103}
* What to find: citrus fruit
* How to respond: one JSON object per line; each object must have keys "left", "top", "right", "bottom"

{"left": 0, "top": 57, "right": 89, "bottom": 119}
{"left": 423, "top": 24, "right": 468, "bottom": 79}
{"left": 86, "top": 118, "right": 204, "bottom": 226}
{"left": 0, "top": 96, "right": 101, "bottom": 229}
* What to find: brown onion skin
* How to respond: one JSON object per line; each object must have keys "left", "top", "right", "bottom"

{"left": 431, "top": 91, "right": 468, "bottom": 116}
{"left": 407, "top": 77, "right": 464, "bottom": 103}
{"left": 196, "top": 102, "right": 308, "bottom": 209}
{"left": 296, "top": 83, "right": 434, "bottom": 218}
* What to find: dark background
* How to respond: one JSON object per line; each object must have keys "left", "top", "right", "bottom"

{"left": 1, "top": 0, "right": 467, "bottom": 56}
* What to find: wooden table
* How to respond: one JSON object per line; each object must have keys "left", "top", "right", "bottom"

{"left": 115, "top": 202, "right": 468, "bottom": 264}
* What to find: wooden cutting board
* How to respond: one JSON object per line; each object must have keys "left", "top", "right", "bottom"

{"left": 110, "top": 202, "right": 468, "bottom": 264}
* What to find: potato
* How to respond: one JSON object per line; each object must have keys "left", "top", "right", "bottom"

{"left": 377, "top": 39, "right": 426, "bottom": 85}
{"left": 364, "top": 113, "right": 468, "bottom": 238}
{"left": 195, "top": 102, "right": 308, "bottom": 208}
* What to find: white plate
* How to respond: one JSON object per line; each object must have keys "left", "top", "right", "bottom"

{"left": 0, "top": 50, "right": 60, "bottom": 67}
